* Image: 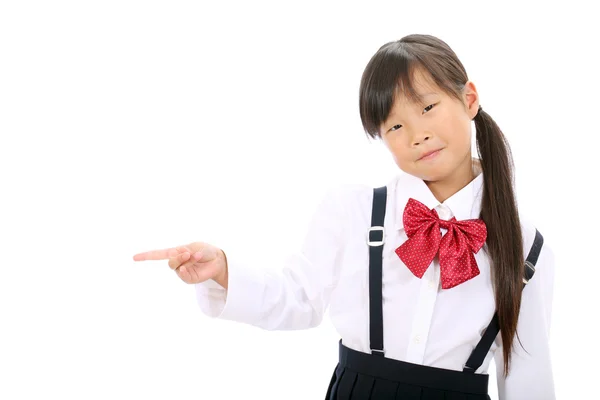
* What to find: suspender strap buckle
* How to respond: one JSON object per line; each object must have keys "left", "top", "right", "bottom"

{"left": 523, "top": 260, "right": 536, "bottom": 284}
{"left": 367, "top": 226, "right": 385, "bottom": 247}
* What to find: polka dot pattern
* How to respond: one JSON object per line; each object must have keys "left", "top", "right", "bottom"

{"left": 395, "top": 198, "right": 488, "bottom": 289}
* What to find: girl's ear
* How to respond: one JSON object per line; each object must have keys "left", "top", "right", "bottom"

{"left": 462, "top": 80, "right": 480, "bottom": 119}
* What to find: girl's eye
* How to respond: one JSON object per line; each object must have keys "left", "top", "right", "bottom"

{"left": 389, "top": 104, "right": 436, "bottom": 132}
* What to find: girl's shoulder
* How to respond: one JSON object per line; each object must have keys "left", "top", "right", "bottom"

{"left": 324, "top": 182, "right": 378, "bottom": 210}
{"left": 331, "top": 175, "right": 403, "bottom": 208}
{"left": 519, "top": 213, "right": 555, "bottom": 268}
{"left": 311, "top": 183, "right": 373, "bottom": 224}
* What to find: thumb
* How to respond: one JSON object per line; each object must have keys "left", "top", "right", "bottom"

{"left": 192, "top": 251, "right": 203, "bottom": 261}
{"left": 186, "top": 242, "right": 219, "bottom": 263}
{"left": 189, "top": 242, "right": 218, "bottom": 262}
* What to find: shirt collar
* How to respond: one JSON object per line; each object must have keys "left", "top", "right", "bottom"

{"left": 390, "top": 170, "right": 484, "bottom": 231}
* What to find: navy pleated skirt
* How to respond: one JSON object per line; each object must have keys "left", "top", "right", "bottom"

{"left": 325, "top": 341, "right": 491, "bottom": 400}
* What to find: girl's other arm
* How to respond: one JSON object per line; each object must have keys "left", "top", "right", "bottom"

{"left": 494, "top": 225, "right": 556, "bottom": 400}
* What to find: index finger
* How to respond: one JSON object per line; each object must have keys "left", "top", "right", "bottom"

{"left": 132, "top": 246, "right": 187, "bottom": 261}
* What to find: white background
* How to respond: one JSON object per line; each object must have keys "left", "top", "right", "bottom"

{"left": 1, "top": 1, "right": 598, "bottom": 399}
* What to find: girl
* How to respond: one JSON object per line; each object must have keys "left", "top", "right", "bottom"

{"left": 133, "top": 34, "right": 555, "bottom": 399}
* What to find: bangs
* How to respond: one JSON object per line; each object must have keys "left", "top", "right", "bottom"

{"left": 359, "top": 43, "right": 424, "bottom": 139}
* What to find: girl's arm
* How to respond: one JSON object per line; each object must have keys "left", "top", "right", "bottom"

{"left": 494, "top": 222, "right": 556, "bottom": 400}
{"left": 194, "top": 185, "right": 351, "bottom": 331}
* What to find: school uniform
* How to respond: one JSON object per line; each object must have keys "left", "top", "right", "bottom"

{"left": 195, "top": 170, "right": 556, "bottom": 399}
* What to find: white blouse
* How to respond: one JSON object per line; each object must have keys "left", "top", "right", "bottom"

{"left": 195, "top": 171, "right": 555, "bottom": 400}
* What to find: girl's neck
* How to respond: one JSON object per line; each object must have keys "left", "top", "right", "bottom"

{"left": 424, "top": 157, "right": 481, "bottom": 204}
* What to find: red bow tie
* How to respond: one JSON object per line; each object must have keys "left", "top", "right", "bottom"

{"left": 395, "top": 198, "right": 487, "bottom": 289}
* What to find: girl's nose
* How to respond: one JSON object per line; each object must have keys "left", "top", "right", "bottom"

{"left": 412, "top": 133, "right": 432, "bottom": 146}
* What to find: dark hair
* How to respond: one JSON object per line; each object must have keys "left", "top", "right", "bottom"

{"left": 358, "top": 34, "right": 524, "bottom": 377}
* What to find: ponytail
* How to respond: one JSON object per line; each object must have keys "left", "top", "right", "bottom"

{"left": 474, "top": 106, "right": 524, "bottom": 377}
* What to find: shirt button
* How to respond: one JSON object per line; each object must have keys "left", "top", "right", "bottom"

{"left": 428, "top": 280, "right": 437, "bottom": 289}
{"left": 414, "top": 335, "right": 421, "bottom": 344}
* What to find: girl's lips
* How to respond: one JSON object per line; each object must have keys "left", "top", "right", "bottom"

{"left": 418, "top": 148, "right": 443, "bottom": 161}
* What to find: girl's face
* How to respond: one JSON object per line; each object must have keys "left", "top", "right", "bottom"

{"left": 380, "top": 68, "right": 480, "bottom": 184}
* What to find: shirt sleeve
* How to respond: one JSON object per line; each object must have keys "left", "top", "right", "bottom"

{"left": 194, "top": 185, "right": 350, "bottom": 330}
{"left": 495, "top": 225, "right": 556, "bottom": 400}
